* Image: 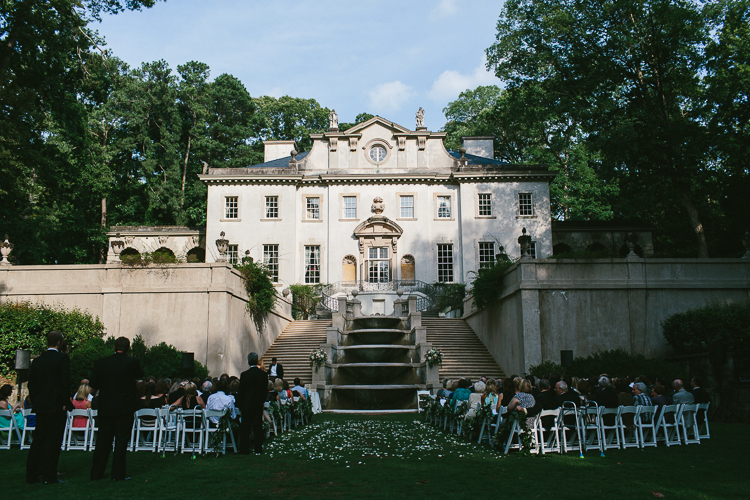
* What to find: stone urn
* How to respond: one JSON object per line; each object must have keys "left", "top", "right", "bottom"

{"left": 518, "top": 228, "right": 532, "bottom": 259}
{"left": 215, "top": 231, "right": 229, "bottom": 262}
{"left": 625, "top": 232, "right": 639, "bottom": 257}
{"left": 0, "top": 235, "right": 12, "bottom": 265}
{"left": 110, "top": 233, "right": 124, "bottom": 262}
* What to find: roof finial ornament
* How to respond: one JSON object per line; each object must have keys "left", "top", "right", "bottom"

{"left": 329, "top": 109, "right": 338, "bottom": 131}
{"left": 415, "top": 107, "right": 425, "bottom": 129}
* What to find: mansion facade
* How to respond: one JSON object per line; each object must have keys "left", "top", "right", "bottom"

{"left": 197, "top": 115, "right": 555, "bottom": 287}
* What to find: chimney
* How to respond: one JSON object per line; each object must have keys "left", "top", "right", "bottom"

{"left": 461, "top": 136, "right": 494, "bottom": 159}
{"left": 263, "top": 140, "right": 296, "bottom": 163}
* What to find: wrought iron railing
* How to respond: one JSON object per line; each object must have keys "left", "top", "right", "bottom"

{"left": 319, "top": 280, "right": 438, "bottom": 313}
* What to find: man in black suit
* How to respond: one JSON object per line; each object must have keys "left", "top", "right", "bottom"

{"left": 239, "top": 352, "right": 269, "bottom": 454}
{"left": 89, "top": 337, "right": 144, "bottom": 481}
{"left": 691, "top": 376, "right": 710, "bottom": 425}
{"left": 267, "top": 357, "right": 283, "bottom": 381}
{"left": 26, "top": 331, "right": 71, "bottom": 485}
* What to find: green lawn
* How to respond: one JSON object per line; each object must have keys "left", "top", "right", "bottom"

{"left": 5, "top": 414, "right": 748, "bottom": 499}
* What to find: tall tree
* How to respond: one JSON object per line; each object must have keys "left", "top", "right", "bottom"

{"left": 252, "top": 96, "right": 330, "bottom": 153}
{"left": 487, "top": 0, "right": 716, "bottom": 256}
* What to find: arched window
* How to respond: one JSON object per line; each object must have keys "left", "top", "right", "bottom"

{"left": 186, "top": 247, "right": 205, "bottom": 263}
{"left": 401, "top": 254, "right": 415, "bottom": 281}
{"left": 119, "top": 247, "right": 140, "bottom": 263}
{"left": 585, "top": 242, "right": 609, "bottom": 257}
{"left": 553, "top": 243, "right": 573, "bottom": 256}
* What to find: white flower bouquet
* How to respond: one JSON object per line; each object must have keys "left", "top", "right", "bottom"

{"left": 424, "top": 348, "right": 443, "bottom": 367}
{"left": 309, "top": 348, "right": 328, "bottom": 368}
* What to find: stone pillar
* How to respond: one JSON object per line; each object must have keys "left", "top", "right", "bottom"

{"left": 518, "top": 261, "right": 542, "bottom": 374}
{"left": 206, "top": 263, "right": 231, "bottom": 374}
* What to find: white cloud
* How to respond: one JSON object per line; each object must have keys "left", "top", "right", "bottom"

{"left": 368, "top": 81, "right": 414, "bottom": 113}
{"left": 427, "top": 58, "right": 498, "bottom": 103}
{"left": 430, "top": 0, "right": 459, "bottom": 20}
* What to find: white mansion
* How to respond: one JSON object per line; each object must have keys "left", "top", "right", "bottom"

{"left": 201, "top": 115, "right": 554, "bottom": 287}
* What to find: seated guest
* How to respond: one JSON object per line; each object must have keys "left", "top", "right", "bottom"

{"left": 0, "top": 384, "right": 24, "bottom": 431}
{"left": 444, "top": 380, "right": 459, "bottom": 402}
{"left": 206, "top": 378, "right": 237, "bottom": 424}
{"left": 672, "top": 379, "right": 695, "bottom": 404}
{"left": 615, "top": 378, "right": 633, "bottom": 407}
{"left": 23, "top": 394, "right": 35, "bottom": 428}
{"left": 201, "top": 380, "right": 213, "bottom": 399}
{"left": 631, "top": 382, "right": 654, "bottom": 424}
{"left": 266, "top": 380, "right": 277, "bottom": 403}
{"left": 506, "top": 378, "right": 537, "bottom": 426}
{"left": 449, "top": 379, "right": 472, "bottom": 410}
{"left": 172, "top": 382, "right": 204, "bottom": 410}
{"left": 651, "top": 385, "right": 670, "bottom": 410}
{"left": 595, "top": 376, "right": 619, "bottom": 409}
{"left": 555, "top": 381, "right": 580, "bottom": 406}
{"left": 500, "top": 377, "right": 515, "bottom": 409}
{"left": 228, "top": 378, "right": 240, "bottom": 398}
{"left": 436, "top": 379, "right": 451, "bottom": 399}
{"left": 291, "top": 378, "right": 307, "bottom": 399}
{"left": 274, "top": 378, "right": 290, "bottom": 403}
{"left": 481, "top": 381, "right": 500, "bottom": 413}
{"left": 71, "top": 383, "right": 92, "bottom": 428}
{"left": 472, "top": 380, "right": 486, "bottom": 397}
{"left": 690, "top": 377, "right": 710, "bottom": 425}
{"left": 534, "top": 379, "right": 559, "bottom": 430}
{"left": 168, "top": 380, "right": 186, "bottom": 405}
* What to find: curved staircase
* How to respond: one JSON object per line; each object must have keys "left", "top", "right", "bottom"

{"left": 260, "top": 320, "right": 329, "bottom": 385}
{"left": 423, "top": 318, "right": 505, "bottom": 382}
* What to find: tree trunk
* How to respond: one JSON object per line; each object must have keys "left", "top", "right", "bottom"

{"left": 99, "top": 197, "right": 107, "bottom": 264}
{"left": 679, "top": 186, "right": 709, "bottom": 258}
{"left": 181, "top": 134, "right": 191, "bottom": 207}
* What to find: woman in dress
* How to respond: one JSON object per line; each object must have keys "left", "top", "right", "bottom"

{"left": 482, "top": 380, "right": 501, "bottom": 413}
{"left": 506, "top": 378, "right": 537, "bottom": 427}
{"left": 0, "top": 384, "right": 24, "bottom": 431}
{"left": 171, "top": 382, "right": 204, "bottom": 429}
{"left": 70, "top": 383, "right": 92, "bottom": 428}
{"left": 449, "top": 379, "right": 472, "bottom": 410}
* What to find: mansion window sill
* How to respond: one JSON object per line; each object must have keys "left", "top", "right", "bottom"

{"left": 220, "top": 218, "right": 241, "bottom": 222}
{"left": 396, "top": 218, "right": 418, "bottom": 221}
{"left": 273, "top": 282, "right": 283, "bottom": 287}
{"left": 516, "top": 215, "right": 538, "bottom": 219}
{"left": 475, "top": 216, "right": 497, "bottom": 219}
{"left": 302, "top": 219, "right": 324, "bottom": 223}
{"left": 338, "top": 218, "right": 360, "bottom": 222}
{"left": 434, "top": 218, "right": 455, "bottom": 221}
{"left": 260, "top": 218, "right": 281, "bottom": 222}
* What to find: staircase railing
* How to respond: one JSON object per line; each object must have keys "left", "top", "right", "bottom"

{"left": 319, "top": 280, "right": 439, "bottom": 312}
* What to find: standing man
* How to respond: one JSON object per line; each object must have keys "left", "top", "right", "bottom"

{"left": 90, "top": 337, "right": 144, "bottom": 481}
{"left": 267, "top": 357, "right": 283, "bottom": 381}
{"left": 26, "top": 331, "right": 71, "bottom": 485}
{"left": 239, "top": 352, "right": 268, "bottom": 454}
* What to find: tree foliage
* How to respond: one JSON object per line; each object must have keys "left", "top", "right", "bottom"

{"left": 289, "top": 284, "right": 324, "bottom": 320}
{"left": 662, "top": 299, "right": 750, "bottom": 357}
{"left": 234, "top": 257, "right": 278, "bottom": 321}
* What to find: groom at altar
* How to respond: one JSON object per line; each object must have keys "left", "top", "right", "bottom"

{"left": 239, "top": 352, "right": 268, "bottom": 454}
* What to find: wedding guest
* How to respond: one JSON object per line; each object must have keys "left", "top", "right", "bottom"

{"left": 672, "top": 379, "right": 695, "bottom": 404}
{"left": 71, "top": 383, "right": 92, "bottom": 428}
{"left": 0, "top": 384, "right": 24, "bottom": 430}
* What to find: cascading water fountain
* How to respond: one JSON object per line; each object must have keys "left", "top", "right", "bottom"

{"left": 312, "top": 291, "right": 439, "bottom": 411}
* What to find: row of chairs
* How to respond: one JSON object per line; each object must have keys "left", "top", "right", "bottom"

{"left": 421, "top": 396, "right": 711, "bottom": 455}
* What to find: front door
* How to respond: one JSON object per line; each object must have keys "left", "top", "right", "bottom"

{"left": 368, "top": 247, "right": 389, "bottom": 283}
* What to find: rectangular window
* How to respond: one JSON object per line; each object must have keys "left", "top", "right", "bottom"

{"left": 437, "top": 244, "right": 454, "bottom": 282}
{"left": 479, "top": 242, "right": 495, "bottom": 269}
{"left": 368, "top": 247, "right": 389, "bottom": 283}
{"left": 227, "top": 244, "right": 239, "bottom": 264}
{"left": 519, "top": 241, "right": 537, "bottom": 259}
{"left": 263, "top": 244, "right": 279, "bottom": 282}
{"left": 519, "top": 193, "right": 533, "bottom": 216}
{"left": 304, "top": 245, "right": 320, "bottom": 284}
{"left": 400, "top": 195, "right": 414, "bottom": 218}
{"left": 437, "top": 195, "right": 451, "bottom": 218}
{"left": 265, "top": 196, "right": 279, "bottom": 219}
{"left": 342, "top": 196, "right": 357, "bottom": 219}
{"left": 478, "top": 193, "right": 492, "bottom": 216}
{"left": 306, "top": 197, "right": 320, "bottom": 220}
{"left": 225, "top": 196, "right": 238, "bottom": 219}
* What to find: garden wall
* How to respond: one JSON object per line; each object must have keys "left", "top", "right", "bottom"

{"left": 0, "top": 263, "right": 292, "bottom": 377}
{"left": 464, "top": 258, "right": 750, "bottom": 376}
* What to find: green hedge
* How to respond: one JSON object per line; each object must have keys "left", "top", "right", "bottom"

{"left": 0, "top": 301, "right": 105, "bottom": 377}
{"left": 661, "top": 299, "right": 750, "bottom": 356}
{"left": 469, "top": 260, "right": 515, "bottom": 310}
{"left": 529, "top": 349, "right": 678, "bottom": 380}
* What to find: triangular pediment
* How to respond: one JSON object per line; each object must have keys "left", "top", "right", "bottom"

{"left": 343, "top": 116, "right": 411, "bottom": 135}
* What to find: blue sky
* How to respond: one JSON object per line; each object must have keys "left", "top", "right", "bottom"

{"left": 94, "top": 0, "right": 503, "bottom": 130}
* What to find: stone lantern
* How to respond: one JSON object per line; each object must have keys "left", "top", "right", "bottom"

{"left": 0, "top": 235, "right": 13, "bottom": 266}
{"left": 215, "top": 231, "right": 229, "bottom": 262}
{"left": 518, "top": 228, "right": 532, "bottom": 259}
{"left": 625, "top": 232, "right": 639, "bottom": 258}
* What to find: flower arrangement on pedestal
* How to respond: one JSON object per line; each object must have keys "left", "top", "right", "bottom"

{"left": 424, "top": 348, "right": 443, "bottom": 367}
{"left": 309, "top": 349, "right": 327, "bottom": 369}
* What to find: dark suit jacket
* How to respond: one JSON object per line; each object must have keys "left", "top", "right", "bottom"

{"left": 691, "top": 387, "right": 710, "bottom": 404}
{"left": 267, "top": 363, "right": 284, "bottom": 380}
{"left": 28, "top": 349, "right": 70, "bottom": 414}
{"left": 90, "top": 352, "right": 144, "bottom": 417}
{"left": 239, "top": 366, "right": 270, "bottom": 411}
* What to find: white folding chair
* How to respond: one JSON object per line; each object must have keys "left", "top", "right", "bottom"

{"left": 132, "top": 408, "right": 159, "bottom": 452}
{"left": 263, "top": 402, "right": 277, "bottom": 437}
{"left": 657, "top": 405, "right": 682, "bottom": 447}
{"left": 157, "top": 407, "right": 180, "bottom": 454}
{"left": 503, "top": 412, "right": 538, "bottom": 454}
{"left": 636, "top": 405, "right": 659, "bottom": 448}
{"left": 560, "top": 402, "right": 582, "bottom": 455}
{"left": 618, "top": 406, "right": 640, "bottom": 449}
{"left": 0, "top": 408, "right": 23, "bottom": 449}
{"left": 536, "top": 408, "right": 562, "bottom": 454}
{"left": 579, "top": 401, "right": 602, "bottom": 454}
{"left": 598, "top": 406, "right": 622, "bottom": 451}
{"left": 20, "top": 408, "right": 35, "bottom": 450}
{"left": 679, "top": 403, "right": 700, "bottom": 445}
{"left": 450, "top": 400, "right": 468, "bottom": 435}
{"left": 88, "top": 409, "right": 99, "bottom": 451}
{"left": 65, "top": 409, "right": 90, "bottom": 451}
{"left": 180, "top": 408, "right": 205, "bottom": 456}
{"left": 477, "top": 407, "right": 500, "bottom": 445}
{"left": 416, "top": 390, "right": 431, "bottom": 413}
{"left": 204, "top": 409, "right": 227, "bottom": 454}
{"left": 697, "top": 402, "right": 710, "bottom": 439}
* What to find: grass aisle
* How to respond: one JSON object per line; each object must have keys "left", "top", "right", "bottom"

{"left": 5, "top": 414, "right": 748, "bottom": 499}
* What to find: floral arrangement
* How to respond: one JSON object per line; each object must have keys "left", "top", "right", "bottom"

{"left": 309, "top": 348, "right": 327, "bottom": 368}
{"left": 424, "top": 348, "right": 443, "bottom": 367}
